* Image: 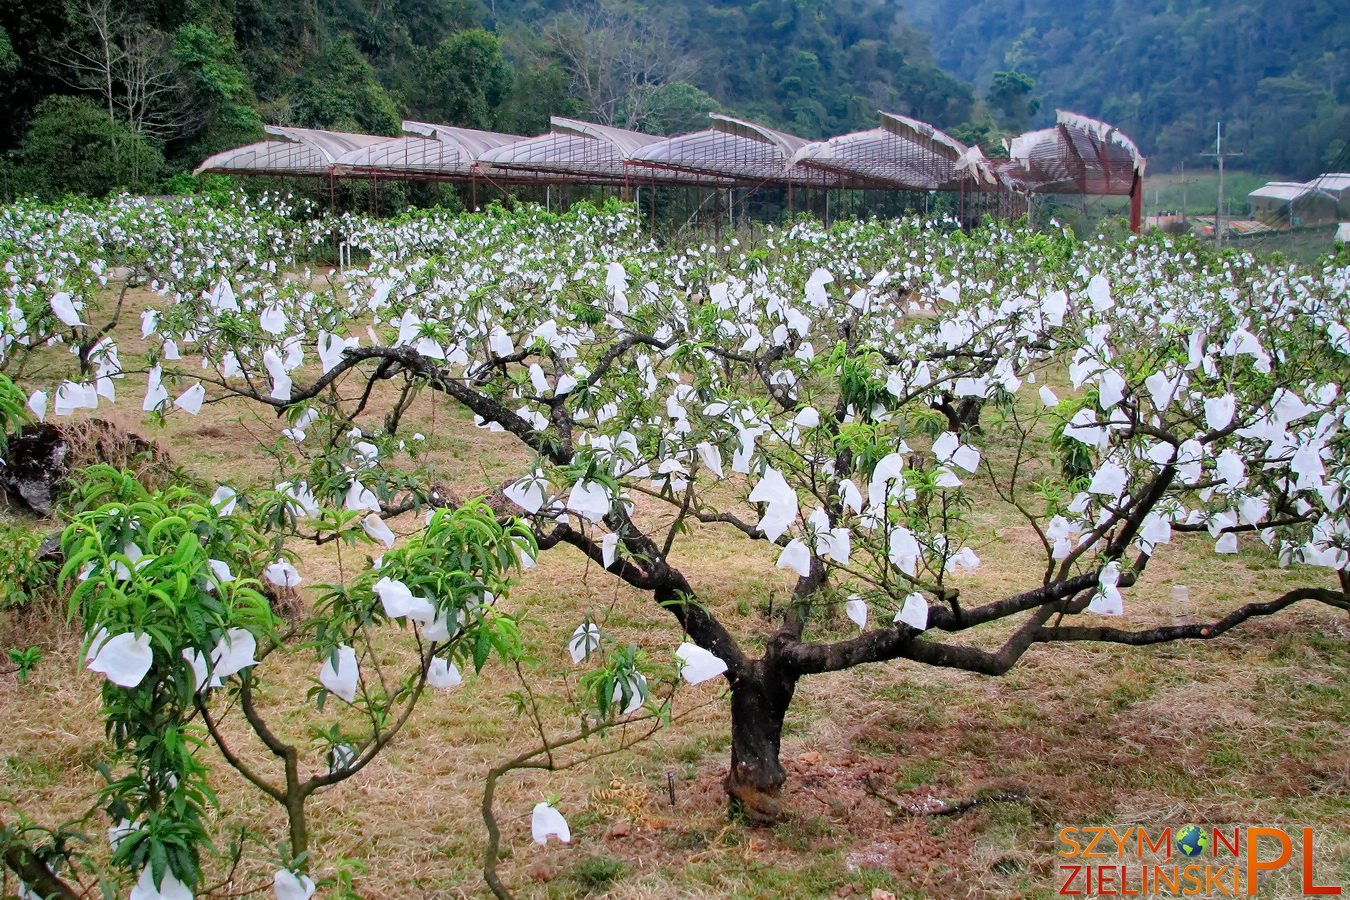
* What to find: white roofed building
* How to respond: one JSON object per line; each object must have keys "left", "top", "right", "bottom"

{"left": 1249, "top": 175, "right": 1347, "bottom": 226}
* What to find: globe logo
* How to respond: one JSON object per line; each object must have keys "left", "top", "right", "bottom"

{"left": 1176, "top": 824, "right": 1209, "bottom": 858}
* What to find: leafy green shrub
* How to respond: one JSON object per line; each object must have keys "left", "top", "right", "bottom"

{"left": 7, "top": 96, "right": 164, "bottom": 199}
{"left": 56, "top": 464, "right": 536, "bottom": 893}
{"left": 0, "top": 524, "right": 56, "bottom": 614}
{"left": 6, "top": 645, "right": 41, "bottom": 681}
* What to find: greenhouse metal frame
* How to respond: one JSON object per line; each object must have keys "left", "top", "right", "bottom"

{"left": 195, "top": 109, "right": 1147, "bottom": 232}
{"left": 194, "top": 126, "right": 391, "bottom": 178}
{"left": 332, "top": 121, "right": 521, "bottom": 182}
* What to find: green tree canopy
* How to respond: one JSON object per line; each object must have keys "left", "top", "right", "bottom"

{"left": 496, "top": 59, "right": 578, "bottom": 136}
{"left": 411, "top": 28, "right": 512, "bottom": 129}
{"left": 0, "top": 27, "right": 19, "bottom": 76}
{"left": 986, "top": 70, "right": 1040, "bottom": 131}
{"left": 284, "top": 34, "right": 400, "bottom": 135}
{"left": 8, "top": 94, "right": 163, "bottom": 198}
{"left": 173, "top": 23, "right": 264, "bottom": 155}
{"left": 647, "top": 81, "right": 721, "bottom": 135}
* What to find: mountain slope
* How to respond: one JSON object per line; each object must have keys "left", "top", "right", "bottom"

{"left": 489, "top": 0, "right": 976, "bottom": 138}
{"left": 903, "top": 0, "right": 1349, "bottom": 175}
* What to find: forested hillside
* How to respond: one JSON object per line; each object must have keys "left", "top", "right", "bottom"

{"left": 0, "top": 0, "right": 1343, "bottom": 198}
{"left": 904, "top": 0, "right": 1349, "bottom": 175}
{"left": 0, "top": 0, "right": 981, "bottom": 196}
{"left": 489, "top": 0, "right": 975, "bottom": 136}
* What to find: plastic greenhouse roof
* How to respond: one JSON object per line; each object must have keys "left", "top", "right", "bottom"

{"left": 791, "top": 112, "right": 995, "bottom": 190}
{"left": 193, "top": 113, "right": 1148, "bottom": 202}
{"left": 401, "top": 120, "right": 521, "bottom": 156}
{"left": 1306, "top": 173, "right": 1350, "bottom": 196}
{"left": 1249, "top": 182, "right": 1314, "bottom": 203}
{"left": 629, "top": 114, "right": 836, "bottom": 185}
{"left": 334, "top": 121, "right": 523, "bottom": 179}
{"left": 1002, "top": 111, "right": 1144, "bottom": 195}
{"left": 334, "top": 136, "right": 468, "bottom": 179}
{"left": 477, "top": 117, "right": 687, "bottom": 185}
{"left": 194, "top": 126, "right": 392, "bottom": 177}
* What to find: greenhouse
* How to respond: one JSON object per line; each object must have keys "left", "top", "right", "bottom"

{"left": 194, "top": 126, "right": 392, "bottom": 178}
{"left": 475, "top": 117, "right": 673, "bottom": 186}
{"left": 332, "top": 121, "right": 521, "bottom": 181}
{"left": 194, "top": 110, "right": 1148, "bottom": 230}
{"left": 628, "top": 114, "right": 834, "bottom": 186}
{"left": 790, "top": 113, "right": 994, "bottom": 191}
{"left": 1003, "top": 110, "right": 1145, "bottom": 223}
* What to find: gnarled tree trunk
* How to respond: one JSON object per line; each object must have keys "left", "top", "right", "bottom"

{"left": 723, "top": 659, "right": 797, "bottom": 825}
{"left": 932, "top": 394, "right": 983, "bottom": 434}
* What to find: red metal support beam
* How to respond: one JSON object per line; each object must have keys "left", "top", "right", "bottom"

{"left": 1129, "top": 171, "right": 1143, "bottom": 234}
{"left": 1056, "top": 124, "right": 1090, "bottom": 191}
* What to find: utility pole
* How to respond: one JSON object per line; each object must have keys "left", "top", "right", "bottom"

{"left": 1176, "top": 161, "right": 1199, "bottom": 217}
{"left": 1202, "top": 122, "right": 1242, "bottom": 249}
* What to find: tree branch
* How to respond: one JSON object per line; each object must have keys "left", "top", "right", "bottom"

{"left": 0, "top": 818, "right": 79, "bottom": 900}
{"left": 1036, "top": 586, "right": 1349, "bottom": 645}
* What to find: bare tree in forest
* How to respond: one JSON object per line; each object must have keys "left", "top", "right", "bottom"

{"left": 542, "top": 0, "right": 697, "bottom": 132}
{"left": 52, "top": 0, "right": 199, "bottom": 178}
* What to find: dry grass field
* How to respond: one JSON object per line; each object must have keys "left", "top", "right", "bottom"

{"left": 2, "top": 282, "right": 1347, "bottom": 899}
